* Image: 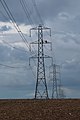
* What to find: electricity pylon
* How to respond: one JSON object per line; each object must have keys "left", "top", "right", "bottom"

{"left": 49, "top": 64, "right": 65, "bottom": 99}
{"left": 29, "top": 24, "right": 52, "bottom": 99}
{"left": 49, "top": 64, "right": 58, "bottom": 98}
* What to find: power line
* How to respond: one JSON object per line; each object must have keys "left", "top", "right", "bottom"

{"left": 32, "top": 0, "right": 44, "bottom": 25}
{"left": 0, "top": 11, "right": 32, "bottom": 55}
{"left": 0, "top": 0, "right": 29, "bottom": 49}
{"left": 20, "top": 0, "right": 37, "bottom": 54}
{"left": 20, "top": 0, "right": 34, "bottom": 25}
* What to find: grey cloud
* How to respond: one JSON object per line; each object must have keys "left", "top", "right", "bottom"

{"left": 0, "top": 25, "right": 12, "bottom": 31}
{"left": 36, "top": 0, "right": 68, "bottom": 22}
{"left": 66, "top": 15, "right": 80, "bottom": 34}
{"left": 61, "top": 33, "right": 80, "bottom": 44}
{"left": 58, "top": 12, "right": 70, "bottom": 20}
{"left": 62, "top": 59, "right": 80, "bottom": 70}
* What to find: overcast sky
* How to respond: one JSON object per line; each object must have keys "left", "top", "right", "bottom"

{"left": 0, "top": 0, "right": 80, "bottom": 98}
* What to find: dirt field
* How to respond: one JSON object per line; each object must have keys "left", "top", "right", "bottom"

{"left": 0, "top": 99, "right": 80, "bottom": 120}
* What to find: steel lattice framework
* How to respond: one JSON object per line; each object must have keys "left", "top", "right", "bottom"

{"left": 30, "top": 25, "right": 51, "bottom": 99}
{"left": 49, "top": 64, "right": 65, "bottom": 99}
{"left": 52, "top": 64, "right": 58, "bottom": 99}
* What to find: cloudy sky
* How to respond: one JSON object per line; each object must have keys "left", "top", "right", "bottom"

{"left": 0, "top": 0, "right": 80, "bottom": 98}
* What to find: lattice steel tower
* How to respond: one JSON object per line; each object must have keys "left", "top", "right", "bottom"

{"left": 52, "top": 64, "right": 58, "bottom": 98}
{"left": 49, "top": 64, "right": 60, "bottom": 98}
{"left": 30, "top": 25, "right": 51, "bottom": 99}
{"left": 49, "top": 64, "right": 65, "bottom": 99}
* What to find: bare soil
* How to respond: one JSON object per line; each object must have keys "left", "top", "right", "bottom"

{"left": 0, "top": 99, "right": 80, "bottom": 120}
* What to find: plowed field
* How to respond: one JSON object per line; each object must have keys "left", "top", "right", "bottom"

{"left": 0, "top": 99, "right": 80, "bottom": 120}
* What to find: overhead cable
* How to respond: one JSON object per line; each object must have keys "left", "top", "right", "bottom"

{"left": 20, "top": 0, "right": 33, "bottom": 25}
{"left": 32, "top": 0, "right": 44, "bottom": 25}
{"left": 0, "top": 0, "right": 29, "bottom": 49}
